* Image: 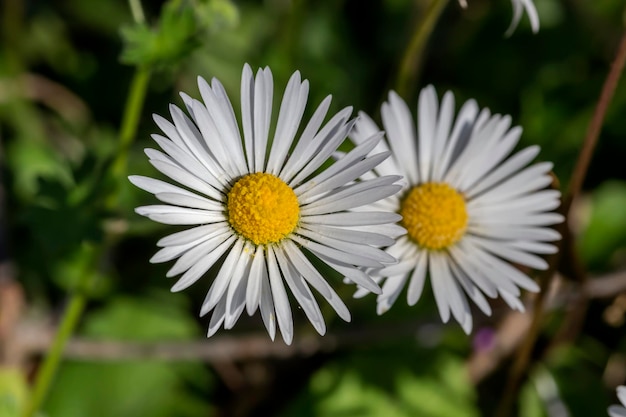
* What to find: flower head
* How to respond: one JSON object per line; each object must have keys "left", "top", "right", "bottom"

{"left": 350, "top": 86, "right": 562, "bottom": 334}
{"left": 131, "top": 64, "right": 403, "bottom": 344}
{"left": 609, "top": 386, "right": 626, "bottom": 417}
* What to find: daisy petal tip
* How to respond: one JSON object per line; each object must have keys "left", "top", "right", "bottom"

{"left": 281, "top": 330, "right": 294, "bottom": 346}
{"left": 370, "top": 284, "right": 383, "bottom": 296}
{"left": 460, "top": 315, "right": 473, "bottom": 335}
{"left": 207, "top": 326, "right": 220, "bottom": 338}
{"left": 376, "top": 302, "right": 390, "bottom": 316}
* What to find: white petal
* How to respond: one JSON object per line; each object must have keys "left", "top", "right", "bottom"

{"left": 197, "top": 76, "right": 247, "bottom": 177}
{"left": 279, "top": 240, "right": 331, "bottom": 298}
{"left": 135, "top": 205, "right": 224, "bottom": 225}
{"left": 447, "top": 242, "right": 502, "bottom": 297}
{"left": 294, "top": 229, "right": 395, "bottom": 266}
{"left": 303, "top": 211, "right": 401, "bottom": 227}
{"left": 253, "top": 67, "right": 274, "bottom": 172}
{"left": 466, "top": 239, "right": 540, "bottom": 292}
{"left": 283, "top": 241, "right": 351, "bottom": 321}
{"left": 608, "top": 406, "right": 626, "bottom": 417}
{"left": 351, "top": 111, "right": 399, "bottom": 178}
{"left": 200, "top": 238, "right": 245, "bottom": 315}
{"left": 258, "top": 268, "right": 277, "bottom": 340}
{"left": 266, "top": 246, "right": 293, "bottom": 345}
{"left": 376, "top": 273, "right": 408, "bottom": 315}
{"left": 429, "top": 251, "right": 451, "bottom": 323}
{"left": 170, "top": 235, "right": 236, "bottom": 291}
{"left": 267, "top": 72, "right": 309, "bottom": 175}
{"left": 407, "top": 250, "right": 428, "bottom": 306}
{"left": 279, "top": 96, "right": 332, "bottom": 180}
{"left": 617, "top": 386, "right": 626, "bottom": 407}
{"left": 149, "top": 158, "right": 224, "bottom": 202}
{"left": 468, "top": 235, "right": 548, "bottom": 270}
{"left": 274, "top": 247, "right": 326, "bottom": 335}
{"left": 296, "top": 134, "right": 385, "bottom": 199}
{"left": 448, "top": 260, "right": 492, "bottom": 316}
{"left": 224, "top": 245, "right": 252, "bottom": 329}
{"left": 300, "top": 177, "right": 402, "bottom": 215}
{"left": 468, "top": 224, "right": 561, "bottom": 242}
{"left": 301, "top": 224, "right": 395, "bottom": 247}
{"left": 155, "top": 192, "right": 224, "bottom": 211}
{"left": 465, "top": 145, "right": 540, "bottom": 198}
{"left": 157, "top": 223, "right": 229, "bottom": 247}
{"left": 166, "top": 230, "right": 233, "bottom": 277}
{"left": 430, "top": 91, "right": 455, "bottom": 182}
{"left": 438, "top": 253, "right": 473, "bottom": 333}
{"left": 246, "top": 246, "right": 266, "bottom": 315}
{"left": 315, "top": 253, "right": 381, "bottom": 294}
{"left": 207, "top": 296, "right": 227, "bottom": 337}
{"left": 382, "top": 91, "right": 419, "bottom": 183}
{"left": 129, "top": 175, "right": 203, "bottom": 199}
{"left": 499, "top": 289, "right": 525, "bottom": 312}
{"left": 287, "top": 110, "right": 354, "bottom": 186}
{"left": 506, "top": 0, "right": 539, "bottom": 36}
{"left": 436, "top": 98, "right": 479, "bottom": 180}
{"left": 416, "top": 86, "right": 438, "bottom": 183}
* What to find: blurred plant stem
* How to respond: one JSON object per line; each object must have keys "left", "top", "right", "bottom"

{"left": 129, "top": 0, "right": 146, "bottom": 24}
{"left": 495, "top": 29, "right": 626, "bottom": 417}
{"left": 108, "top": 65, "right": 151, "bottom": 199}
{"left": 394, "top": 0, "right": 449, "bottom": 98}
{"left": 20, "top": 2, "right": 152, "bottom": 416}
{"left": 21, "top": 292, "right": 87, "bottom": 417}
{"left": 1, "top": 0, "right": 24, "bottom": 73}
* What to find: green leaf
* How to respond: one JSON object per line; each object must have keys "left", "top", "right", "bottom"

{"left": 6, "top": 137, "right": 74, "bottom": 200}
{"left": 282, "top": 341, "right": 479, "bottom": 417}
{"left": 120, "top": 1, "right": 199, "bottom": 70}
{"left": 194, "top": 0, "right": 240, "bottom": 33}
{"left": 43, "top": 293, "right": 213, "bottom": 417}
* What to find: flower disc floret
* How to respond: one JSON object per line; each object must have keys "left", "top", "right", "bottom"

{"left": 400, "top": 182, "right": 468, "bottom": 250}
{"left": 227, "top": 172, "right": 300, "bottom": 245}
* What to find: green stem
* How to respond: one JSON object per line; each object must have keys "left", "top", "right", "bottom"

{"left": 128, "top": 0, "right": 146, "bottom": 24}
{"left": 110, "top": 66, "right": 151, "bottom": 185}
{"left": 394, "top": 0, "right": 449, "bottom": 97}
{"left": 21, "top": 294, "right": 87, "bottom": 417}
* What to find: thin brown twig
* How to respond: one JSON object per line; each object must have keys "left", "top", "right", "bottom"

{"left": 5, "top": 270, "right": 624, "bottom": 364}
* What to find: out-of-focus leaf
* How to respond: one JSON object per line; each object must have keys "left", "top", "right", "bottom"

{"left": 43, "top": 293, "right": 213, "bottom": 417}
{"left": 281, "top": 342, "right": 479, "bottom": 417}
{"left": 120, "top": 1, "right": 199, "bottom": 70}
{"left": 544, "top": 344, "right": 611, "bottom": 417}
{"left": 6, "top": 137, "right": 74, "bottom": 199}
{"left": 519, "top": 378, "right": 548, "bottom": 417}
{"left": 195, "top": 0, "right": 239, "bottom": 33}
{"left": 0, "top": 369, "right": 28, "bottom": 417}
{"left": 51, "top": 242, "right": 111, "bottom": 297}
{"left": 578, "top": 180, "right": 626, "bottom": 270}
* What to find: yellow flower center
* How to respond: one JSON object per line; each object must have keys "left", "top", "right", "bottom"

{"left": 227, "top": 173, "right": 300, "bottom": 245}
{"left": 400, "top": 182, "right": 468, "bottom": 250}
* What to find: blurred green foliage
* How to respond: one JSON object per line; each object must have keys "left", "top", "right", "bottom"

{"left": 1, "top": 0, "right": 626, "bottom": 416}
{"left": 43, "top": 293, "right": 212, "bottom": 417}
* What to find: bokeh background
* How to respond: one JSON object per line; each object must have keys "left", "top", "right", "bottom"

{"left": 1, "top": 0, "right": 626, "bottom": 416}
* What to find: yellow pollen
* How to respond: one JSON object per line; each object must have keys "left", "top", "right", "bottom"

{"left": 400, "top": 182, "right": 468, "bottom": 250}
{"left": 227, "top": 173, "right": 300, "bottom": 245}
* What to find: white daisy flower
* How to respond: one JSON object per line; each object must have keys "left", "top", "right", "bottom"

{"left": 130, "top": 64, "right": 403, "bottom": 344}
{"left": 458, "top": 0, "right": 540, "bottom": 36}
{"left": 350, "top": 86, "right": 563, "bottom": 334}
{"left": 609, "top": 386, "right": 626, "bottom": 417}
